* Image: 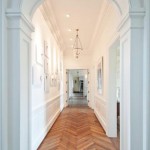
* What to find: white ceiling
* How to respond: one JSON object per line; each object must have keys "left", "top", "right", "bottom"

{"left": 48, "top": 0, "right": 103, "bottom": 55}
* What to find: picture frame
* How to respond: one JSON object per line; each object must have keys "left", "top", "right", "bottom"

{"left": 97, "top": 57, "right": 103, "bottom": 95}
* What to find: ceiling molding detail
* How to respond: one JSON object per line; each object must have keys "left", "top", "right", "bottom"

{"left": 88, "top": 1, "right": 120, "bottom": 55}
{"left": 39, "top": 1, "right": 66, "bottom": 52}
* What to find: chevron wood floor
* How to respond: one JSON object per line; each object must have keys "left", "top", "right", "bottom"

{"left": 38, "top": 107, "right": 120, "bottom": 150}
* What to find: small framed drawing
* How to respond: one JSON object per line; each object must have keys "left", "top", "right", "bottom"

{"left": 97, "top": 57, "right": 103, "bottom": 95}
{"left": 44, "top": 41, "right": 49, "bottom": 58}
{"left": 36, "top": 44, "right": 43, "bottom": 66}
{"left": 44, "top": 59, "right": 49, "bottom": 74}
{"left": 44, "top": 74, "right": 50, "bottom": 93}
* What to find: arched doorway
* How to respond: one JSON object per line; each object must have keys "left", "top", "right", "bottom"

{"left": 1, "top": 0, "right": 148, "bottom": 150}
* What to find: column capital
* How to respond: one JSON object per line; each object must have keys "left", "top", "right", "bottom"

{"left": 6, "top": 10, "right": 34, "bottom": 38}
{"left": 118, "top": 9, "right": 145, "bottom": 36}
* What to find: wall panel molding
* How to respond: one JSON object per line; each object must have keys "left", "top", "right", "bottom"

{"left": 94, "top": 96, "right": 107, "bottom": 132}
{"left": 32, "top": 94, "right": 61, "bottom": 113}
{"left": 32, "top": 109, "right": 60, "bottom": 150}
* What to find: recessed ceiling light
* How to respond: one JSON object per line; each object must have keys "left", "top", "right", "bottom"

{"left": 68, "top": 29, "right": 72, "bottom": 32}
{"left": 66, "top": 14, "right": 70, "bottom": 18}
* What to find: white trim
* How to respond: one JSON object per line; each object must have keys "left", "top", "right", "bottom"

{"left": 32, "top": 109, "right": 60, "bottom": 150}
{"left": 94, "top": 95, "right": 107, "bottom": 103}
{"left": 94, "top": 108, "right": 107, "bottom": 132}
{"left": 32, "top": 95, "right": 61, "bottom": 112}
{"left": 39, "top": 2, "right": 66, "bottom": 52}
{"left": 118, "top": 10, "right": 145, "bottom": 32}
{"left": 0, "top": 0, "right": 2, "bottom": 148}
{"left": 6, "top": 10, "right": 34, "bottom": 32}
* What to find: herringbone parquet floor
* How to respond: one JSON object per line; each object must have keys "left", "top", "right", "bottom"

{"left": 38, "top": 107, "right": 120, "bottom": 150}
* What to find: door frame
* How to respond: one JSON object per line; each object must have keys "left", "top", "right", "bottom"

{"left": 66, "top": 69, "right": 89, "bottom": 107}
{"left": 107, "top": 39, "right": 120, "bottom": 137}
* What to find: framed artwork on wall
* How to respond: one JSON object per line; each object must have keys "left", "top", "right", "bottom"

{"left": 97, "top": 57, "right": 103, "bottom": 95}
{"left": 35, "top": 45, "right": 43, "bottom": 66}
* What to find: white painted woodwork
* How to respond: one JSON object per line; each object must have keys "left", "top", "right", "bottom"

{"left": 0, "top": 0, "right": 2, "bottom": 149}
{"left": 0, "top": 0, "right": 150, "bottom": 150}
{"left": 107, "top": 40, "right": 119, "bottom": 137}
{"left": 119, "top": 11, "right": 145, "bottom": 150}
{"left": 143, "top": 0, "right": 150, "bottom": 149}
{"left": 6, "top": 11, "right": 34, "bottom": 150}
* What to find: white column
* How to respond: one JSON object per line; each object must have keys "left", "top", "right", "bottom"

{"left": 6, "top": 11, "right": 34, "bottom": 150}
{"left": 0, "top": 1, "right": 2, "bottom": 149}
{"left": 1, "top": 0, "right": 8, "bottom": 149}
{"left": 119, "top": 11, "right": 145, "bottom": 150}
{"left": 143, "top": 0, "right": 150, "bottom": 149}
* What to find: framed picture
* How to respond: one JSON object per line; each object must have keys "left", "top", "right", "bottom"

{"left": 97, "top": 57, "right": 103, "bottom": 95}
{"left": 44, "top": 41, "right": 49, "bottom": 58}
{"left": 36, "top": 44, "right": 43, "bottom": 66}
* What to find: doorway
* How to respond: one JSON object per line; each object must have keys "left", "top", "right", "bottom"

{"left": 108, "top": 39, "right": 120, "bottom": 142}
{"left": 67, "top": 69, "right": 88, "bottom": 107}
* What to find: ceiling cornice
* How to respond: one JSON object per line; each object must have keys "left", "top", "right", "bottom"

{"left": 88, "top": 0, "right": 120, "bottom": 55}
{"left": 39, "top": 1, "right": 66, "bottom": 52}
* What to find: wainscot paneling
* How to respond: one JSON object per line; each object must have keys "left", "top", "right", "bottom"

{"left": 94, "top": 95, "right": 107, "bottom": 131}
{"left": 32, "top": 95, "right": 61, "bottom": 150}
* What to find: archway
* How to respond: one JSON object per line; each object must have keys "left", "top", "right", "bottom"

{"left": 1, "top": 0, "right": 148, "bottom": 150}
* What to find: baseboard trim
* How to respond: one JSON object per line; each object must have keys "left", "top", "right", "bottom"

{"left": 32, "top": 109, "right": 61, "bottom": 150}
{"left": 94, "top": 108, "right": 107, "bottom": 132}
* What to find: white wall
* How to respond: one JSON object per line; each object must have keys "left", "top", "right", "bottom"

{"left": 91, "top": 2, "right": 121, "bottom": 134}
{"left": 31, "top": 8, "right": 63, "bottom": 150}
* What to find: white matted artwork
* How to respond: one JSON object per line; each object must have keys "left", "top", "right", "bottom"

{"left": 36, "top": 44, "right": 43, "bottom": 66}
{"left": 97, "top": 57, "right": 103, "bottom": 95}
{"left": 44, "top": 74, "right": 50, "bottom": 93}
{"left": 32, "top": 65, "right": 43, "bottom": 87}
{"left": 44, "top": 41, "right": 49, "bottom": 58}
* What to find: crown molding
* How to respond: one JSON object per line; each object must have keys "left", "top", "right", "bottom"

{"left": 88, "top": 1, "right": 121, "bottom": 56}
{"left": 39, "top": 1, "right": 66, "bottom": 52}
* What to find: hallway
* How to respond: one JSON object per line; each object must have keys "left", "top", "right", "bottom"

{"left": 38, "top": 107, "right": 119, "bottom": 150}
{"left": 68, "top": 93, "right": 88, "bottom": 107}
